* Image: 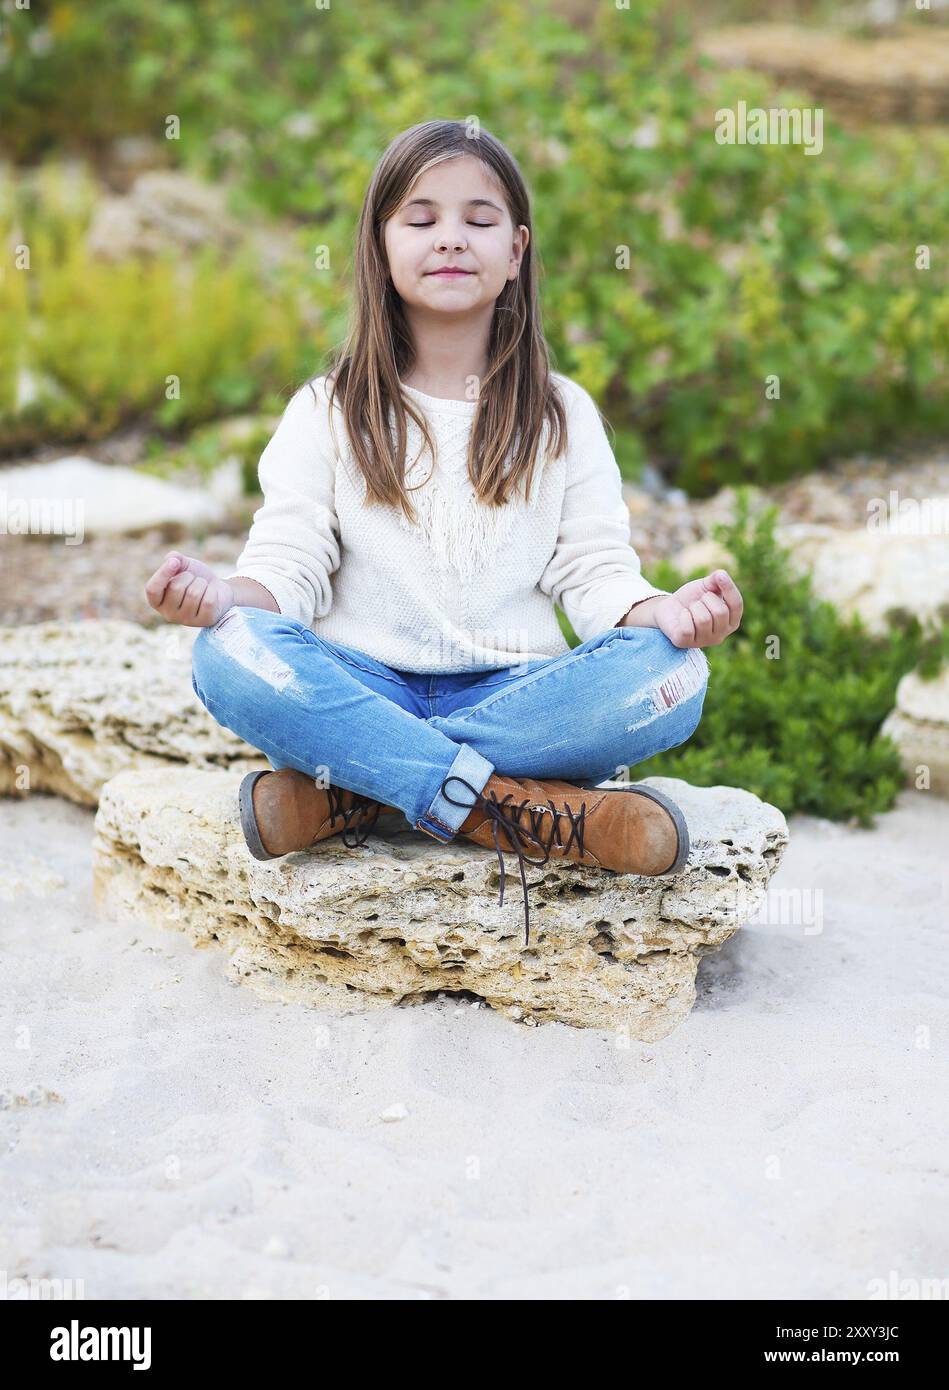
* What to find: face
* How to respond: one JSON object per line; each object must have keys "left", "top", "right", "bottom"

{"left": 382, "top": 154, "right": 528, "bottom": 314}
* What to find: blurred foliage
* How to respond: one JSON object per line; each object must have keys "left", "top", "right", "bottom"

{"left": 136, "top": 410, "right": 278, "bottom": 499}
{"left": 1, "top": 0, "right": 947, "bottom": 488}
{"left": 0, "top": 163, "right": 311, "bottom": 446}
{"left": 602, "top": 492, "right": 949, "bottom": 823}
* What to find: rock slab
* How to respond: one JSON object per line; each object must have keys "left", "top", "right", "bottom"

{"left": 0, "top": 455, "right": 231, "bottom": 538}
{"left": 91, "top": 766, "right": 789, "bottom": 1038}
{"left": 0, "top": 621, "right": 264, "bottom": 806}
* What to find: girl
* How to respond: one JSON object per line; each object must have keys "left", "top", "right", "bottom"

{"left": 145, "top": 120, "right": 742, "bottom": 944}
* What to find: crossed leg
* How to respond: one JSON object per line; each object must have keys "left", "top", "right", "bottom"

{"left": 425, "top": 624, "right": 710, "bottom": 784}
{"left": 190, "top": 607, "right": 708, "bottom": 840}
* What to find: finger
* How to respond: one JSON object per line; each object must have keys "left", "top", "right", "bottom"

{"left": 674, "top": 603, "right": 696, "bottom": 646}
{"left": 193, "top": 579, "right": 222, "bottom": 624}
{"left": 702, "top": 592, "right": 731, "bottom": 640}
{"left": 164, "top": 570, "right": 198, "bottom": 613}
{"left": 705, "top": 569, "right": 743, "bottom": 627}
{"left": 180, "top": 576, "right": 210, "bottom": 621}
{"left": 145, "top": 552, "right": 184, "bottom": 609}
{"left": 689, "top": 598, "right": 715, "bottom": 643}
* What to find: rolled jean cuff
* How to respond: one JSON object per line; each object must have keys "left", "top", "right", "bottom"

{"left": 416, "top": 743, "right": 495, "bottom": 841}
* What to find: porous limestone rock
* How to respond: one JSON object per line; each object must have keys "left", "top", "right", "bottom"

{"left": 91, "top": 766, "right": 789, "bottom": 1038}
{"left": 773, "top": 523, "right": 949, "bottom": 635}
{"left": 0, "top": 621, "right": 264, "bottom": 806}
{"left": 881, "top": 665, "right": 949, "bottom": 798}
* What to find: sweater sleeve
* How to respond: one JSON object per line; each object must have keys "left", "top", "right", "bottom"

{"left": 230, "top": 381, "right": 341, "bottom": 627}
{"left": 538, "top": 380, "right": 668, "bottom": 642}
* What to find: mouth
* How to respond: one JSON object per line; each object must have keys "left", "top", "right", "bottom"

{"left": 427, "top": 269, "right": 473, "bottom": 277}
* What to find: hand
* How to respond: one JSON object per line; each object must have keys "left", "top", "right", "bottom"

{"left": 144, "top": 552, "right": 235, "bottom": 627}
{"left": 650, "top": 569, "right": 743, "bottom": 649}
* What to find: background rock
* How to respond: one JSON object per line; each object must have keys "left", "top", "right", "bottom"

{"left": 774, "top": 524, "right": 949, "bottom": 634}
{"left": 85, "top": 170, "right": 246, "bottom": 260}
{"left": 1, "top": 456, "right": 232, "bottom": 539}
{"left": 699, "top": 23, "right": 949, "bottom": 124}
{"left": 881, "top": 665, "right": 949, "bottom": 796}
{"left": 84, "top": 169, "right": 297, "bottom": 276}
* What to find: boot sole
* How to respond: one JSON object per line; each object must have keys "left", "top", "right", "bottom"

{"left": 239, "top": 769, "right": 281, "bottom": 861}
{"left": 573, "top": 779, "right": 690, "bottom": 874}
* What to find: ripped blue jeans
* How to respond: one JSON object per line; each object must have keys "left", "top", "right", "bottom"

{"left": 190, "top": 607, "right": 710, "bottom": 841}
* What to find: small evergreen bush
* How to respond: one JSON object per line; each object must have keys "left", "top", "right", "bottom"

{"left": 610, "top": 492, "right": 949, "bottom": 824}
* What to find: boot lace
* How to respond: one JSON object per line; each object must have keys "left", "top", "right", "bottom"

{"left": 326, "top": 785, "right": 383, "bottom": 848}
{"left": 439, "top": 774, "right": 588, "bottom": 946}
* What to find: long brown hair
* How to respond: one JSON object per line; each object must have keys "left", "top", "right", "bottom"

{"left": 304, "top": 119, "right": 568, "bottom": 520}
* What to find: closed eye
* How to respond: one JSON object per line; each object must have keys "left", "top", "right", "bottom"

{"left": 408, "top": 222, "right": 495, "bottom": 228}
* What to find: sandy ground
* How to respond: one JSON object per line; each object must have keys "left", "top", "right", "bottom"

{"left": 1, "top": 787, "right": 946, "bottom": 1301}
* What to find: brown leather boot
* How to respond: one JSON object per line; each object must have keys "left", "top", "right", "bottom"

{"left": 437, "top": 771, "right": 689, "bottom": 946}
{"left": 239, "top": 768, "right": 400, "bottom": 861}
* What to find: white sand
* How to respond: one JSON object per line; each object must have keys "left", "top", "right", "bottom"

{"left": 1, "top": 788, "right": 946, "bottom": 1300}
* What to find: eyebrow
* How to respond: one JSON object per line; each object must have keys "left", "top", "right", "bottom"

{"left": 402, "top": 198, "right": 504, "bottom": 214}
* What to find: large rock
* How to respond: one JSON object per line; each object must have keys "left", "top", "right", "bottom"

{"left": 91, "top": 766, "right": 789, "bottom": 1039}
{"left": 881, "top": 666, "right": 949, "bottom": 797}
{"left": 0, "top": 621, "right": 263, "bottom": 806}
{"left": 672, "top": 508, "right": 949, "bottom": 636}
{"left": 0, "top": 456, "right": 232, "bottom": 539}
{"left": 773, "top": 524, "right": 949, "bottom": 634}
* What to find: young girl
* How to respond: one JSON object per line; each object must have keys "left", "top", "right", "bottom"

{"left": 145, "top": 120, "right": 742, "bottom": 944}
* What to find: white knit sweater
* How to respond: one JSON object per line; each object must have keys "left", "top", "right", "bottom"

{"left": 232, "top": 371, "right": 666, "bottom": 673}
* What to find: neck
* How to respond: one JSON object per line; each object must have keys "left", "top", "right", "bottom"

{"left": 402, "top": 303, "right": 493, "bottom": 399}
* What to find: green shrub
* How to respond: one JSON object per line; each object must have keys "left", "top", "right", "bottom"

{"left": 611, "top": 492, "right": 949, "bottom": 824}
{"left": 0, "top": 163, "right": 311, "bottom": 451}
{"left": 136, "top": 411, "right": 280, "bottom": 498}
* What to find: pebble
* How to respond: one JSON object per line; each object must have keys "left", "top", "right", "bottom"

{"left": 381, "top": 1102, "right": 409, "bottom": 1122}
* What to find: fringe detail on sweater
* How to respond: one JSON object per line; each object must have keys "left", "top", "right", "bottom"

{"left": 395, "top": 422, "right": 548, "bottom": 581}
{"left": 396, "top": 469, "right": 522, "bottom": 579}
{"left": 336, "top": 410, "right": 549, "bottom": 582}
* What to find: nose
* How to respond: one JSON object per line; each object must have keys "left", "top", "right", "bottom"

{"left": 435, "top": 227, "right": 467, "bottom": 254}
